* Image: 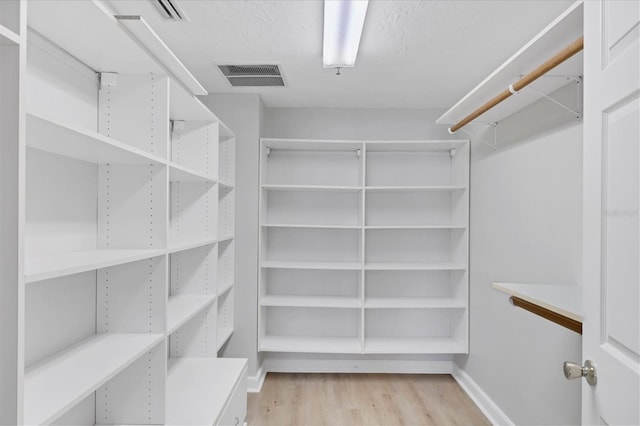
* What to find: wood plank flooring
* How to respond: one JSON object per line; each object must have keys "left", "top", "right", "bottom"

{"left": 247, "top": 373, "right": 491, "bottom": 425}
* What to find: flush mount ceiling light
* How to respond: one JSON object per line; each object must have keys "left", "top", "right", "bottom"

{"left": 323, "top": 0, "right": 369, "bottom": 69}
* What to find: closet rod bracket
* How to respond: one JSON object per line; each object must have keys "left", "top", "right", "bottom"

{"left": 266, "top": 147, "right": 271, "bottom": 157}
{"left": 523, "top": 75, "right": 582, "bottom": 121}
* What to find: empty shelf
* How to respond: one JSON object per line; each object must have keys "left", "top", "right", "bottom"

{"left": 263, "top": 223, "right": 361, "bottom": 230}
{"left": 24, "top": 333, "right": 163, "bottom": 425}
{"left": 260, "top": 336, "right": 362, "bottom": 354}
{"left": 262, "top": 260, "right": 362, "bottom": 270}
{"left": 27, "top": 113, "right": 166, "bottom": 165}
{"left": 26, "top": 248, "right": 165, "bottom": 283}
{"left": 365, "top": 186, "right": 467, "bottom": 192}
{"left": 168, "top": 238, "right": 218, "bottom": 254}
{"left": 217, "top": 328, "right": 234, "bottom": 351}
{"left": 364, "top": 262, "right": 467, "bottom": 271}
{"left": 492, "top": 282, "right": 582, "bottom": 322}
{"left": 166, "top": 358, "right": 247, "bottom": 426}
{"left": 169, "top": 163, "right": 216, "bottom": 183}
{"left": 262, "top": 184, "right": 362, "bottom": 192}
{"left": 218, "top": 281, "right": 234, "bottom": 296}
{"left": 365, "top": 297, "right": 466, "bottom": 309}
{"left": 364, "top": 337, "right": 467, "bottom": 354}
{"left": 167, "top": 295, "right": 217, "bottom": 335}
{"left": 365, "top": 225, "right": 467, "bottom": 230}
{"left": 261, "top": 295, "right": 361, "bottom": 309}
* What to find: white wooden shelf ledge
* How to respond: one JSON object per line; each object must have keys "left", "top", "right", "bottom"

{"left": 167, "top": 295, "right": 217, "bottom": 335}
{"left": 24, "top": 333, "right": 164, "bottom": 425}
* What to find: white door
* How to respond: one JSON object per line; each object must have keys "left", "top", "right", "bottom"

{"left": 582, "top": 0, "right": 640, "bottom": 424}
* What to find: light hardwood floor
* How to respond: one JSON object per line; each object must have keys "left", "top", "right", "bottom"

{"left": 247, "top": 373, "right": 491, "bottom": 425}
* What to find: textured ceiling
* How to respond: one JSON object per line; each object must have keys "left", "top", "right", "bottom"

{"left": 106, "top": 0, "right": 575, "bottom": 108}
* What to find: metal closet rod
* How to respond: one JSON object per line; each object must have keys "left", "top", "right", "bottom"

{"left": 449, "top": 36, "right": 584, "bottom": 134}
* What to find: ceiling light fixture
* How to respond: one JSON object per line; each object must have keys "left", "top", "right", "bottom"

{"left": 323, "top": 0, "right": 369, "bottom": 69}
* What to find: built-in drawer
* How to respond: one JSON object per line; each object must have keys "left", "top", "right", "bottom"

{"left": 217, "top": 362, "right": 248, "bottom": 426}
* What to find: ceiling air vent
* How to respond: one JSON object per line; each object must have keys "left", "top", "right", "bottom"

{"left": 152, "top": 0, "right": 188, "bottom": 21}
{"left": 217, "top": 64, "right": 285, "bottom": 87}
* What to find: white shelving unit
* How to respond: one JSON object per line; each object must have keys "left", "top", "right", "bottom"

{"left": 258, "top": 138, "right": 470, "bottom": 354}
{"left": 0, "top": 1, "right": 246, "bottom": 424}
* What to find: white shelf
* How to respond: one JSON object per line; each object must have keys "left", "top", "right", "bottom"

{"left": 219, "top": 180, "right": 235, "bottom": 190}
{"left": 364, "top": 337, "right": 467, "bottom": 354}
{"left": 262, "top": 184, "right": 362, "bottom": 192}
{"left": 260, "top": 336, "right": 362, "bottom": 354}
{"left": 437, "top": 1, "right": 583, "bottom": 126}
{"left": 169, "top": 163, "right": 217, "bottom": 183}
{"left": 364, "top": 262, "right": 467, "bottom": 271}
{"left": 365, "top": 297, "right": 466, "bottom": 309}
{"left": 365, "top": 225, "right": 466, "bottom": 230}
{"left": 365, "top": 140, "right": 468, "bottom": 152}
{"left": 217, "top": 328, "right": 234, "bottom": 351}
{"left": 262, "top": 260, "right": 362, "bottom": 270}
{"left": 263, "top": 139, "right": 363, "bottom": 151}
{"left": 218, "top": 281, "right": 234, "bottom": 296}
{"left": 28, "top": 0, "right": 162, "bottom": 74}
{"left": 365, "top": 186, "right": 467, "bottom": 192}
{"left": 27, "top": 113, "right": 166, "bottom": 165}
{"left": 166, "top": 358, "right": 247, "bottom": 426}
{"left": 168, "top": 238, "right": 218, "bottom": 254}
{"left": 492, "top": 282, "right": 582, "bottom": 322}
{"left": 263, "top": 223, "right": 362, "bottom": 230}
{"left": 218, "top": 235, "right": 234, "bottom": 244}
{"left": 0, "top": 23, "right": 21, "bottom": 44}
{"left": 169, "top": 80, "right": 216, "bottom": 121}
{"left": 24, "top": 333, "right": 164, "bottom": 425}
{"left": 25, "top": 248, "right": 165, "bottom": 283}
{"left": 167, "top": 295, "right": 217, "bottom": 335}
{"left": 261, "top": 295, "right": 361, "bottom": 309}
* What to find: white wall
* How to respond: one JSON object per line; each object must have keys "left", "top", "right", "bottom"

{"left": 199, "top": 94, "right": 265, "bottom": 379}
{"left": 457, "top": 94, "right": 583, "bottom": 425}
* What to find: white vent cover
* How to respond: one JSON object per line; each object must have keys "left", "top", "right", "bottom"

{"left": 152, "top": 0, "right": 188, "bottom": 21}
{"left": 218, "top": 64, "right": 285, "bottom": 87}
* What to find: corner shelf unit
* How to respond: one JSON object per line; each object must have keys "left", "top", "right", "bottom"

{"left": 258, "top": 138, "right": 470, "bottom": 354}
{"left": 1, "top": 1, "right": 244, "bottom": 424}
{"left": 436, "top": 1, "right": 583, "bottom": 130}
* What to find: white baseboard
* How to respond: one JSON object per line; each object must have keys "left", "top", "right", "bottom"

{"left": 451, "top": 364, "right": 514, "bottom": 426}
{"left": 247, "top": 364, "right": 266, "bottom": 393}
{"left": 262, "top": 358, "right": 454, "bottom": 374}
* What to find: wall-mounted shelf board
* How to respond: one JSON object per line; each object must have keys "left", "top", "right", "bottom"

{"left": 262, "top": 184, "right": 362, "bottom": 192}
{"left": 492, "top": 282, "right": 582, "bottom": 322}
{"left": 436, "top": 1, "right": 583, "bottom": 126}
{"left": 218, "top": 281, "right": 234, "bottom": 297}
{"left": 263, "top": 224, "right": 362, "bottom": 230}
{"left": 366, "top": 140, "right": 468, "bottom": 151}
{"left": 24, "top": 333, "right": 164, "bottom": 425}
{"left": 25, "top": 249, "right": 165, "bottom": 283}
{"left": 365, "top": 186, "right": 467, "bottom": 192}
{"left": 169, "top": 163, "right": 217, "bottom": 183}
{"left": 364, "top": 262, "right": 467, "bottom": 271}
{"left": 365, "top": 225, "right": 467, "bottom": 230}
{"left": 364, "top": 337, "right": 466, "bottom": 354}
{"left": 166, "top": 358, "right": 247, "bottom": 425}
{"left": 260, "top": 336, "right": 362, "bottom": 354}
{"left": 168, "top": 80, "right": 217, "bottom": 122}
{"left": 167, "top": 238, "right": 218, "bottom": 254}
{"left": 261, "top": 260, "right": 362, "bottom": 271}
{"left": 27, "top": 113, "right": 166, "bottom": 165}
{"left": 217, "top": 328, "right": 234, "bottom": 351}
{"left": 0, "top": 23, "right": 21, "bottom": 44}
{"left": 365, "top": 298, "right": 466, "bottom": 309}
{"left": 27, "top": 0, "right": 161, "bottom": 74}
{"left": 219, "top": 180, "right": 235, "bottom": 190}
{"left": 262, "top": 139, "right": 363, "bottom": 151}
{"left": 218, "top": 235, "right": 234, "bottom": 244}
{"left": 167, "top": 295, "right": 217, "bottom": 335}
{"left": 261, "top": 295, "right": 361, "bottom": 309}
